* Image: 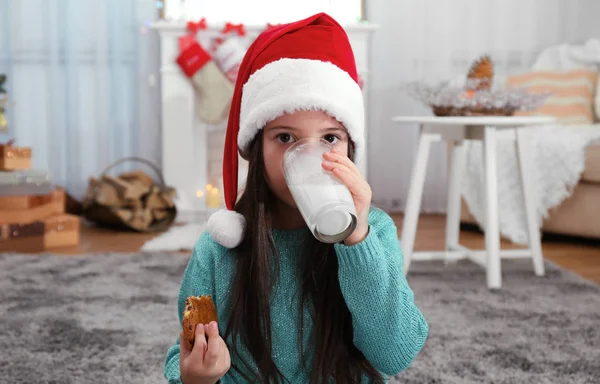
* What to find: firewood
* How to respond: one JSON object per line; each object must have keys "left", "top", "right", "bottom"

{"left": 163, "top": 187, "right": 177, "bottom": 199}
{"left": 95, "top": 181, "right": 123, "bottom": 207}
{"left": 82, "top": 158, "right": 177, "bottom": 233}
{"left": 146, "top": 186, "right": 169, "bottom": 210}
{"left": 146, "top": 193, "right": 163, "bottom": 210}
{"left": 114, "top": 208, "right": 133, "bottom": 222}
{"left": 152, "top": 209, "right": 170, "bottom": 221}
{"left": 82, "top": 177, "right": 100, "bottom": 207}
{"left": 119, "top": 169, "right": 154, "bottom": 188}
{"left": 124, "top": 198, "right": 143, "bottom": 209}
{"left": 129, "top": 208, "right": 153, "bottom": 231}
{"left": 89, "top": 177, "right": 100, "bottom": 189}
{"left": 101, "top": 175, "right": 131, "bottom": 197}
{"left": 129, "top": 180, "right": 151, "bottom": 200}
{"left": 161, "top": 194, "right": 175, "bottom": 208}
{"left": 101, "top": 175, "right": 148, "bottom": 201}
{"left": 160, "top": 187, "right": 177, "bottom": 208}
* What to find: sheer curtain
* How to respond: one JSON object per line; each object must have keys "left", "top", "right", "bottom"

{"left": 0, "top": 0, "right": 160, "bottom": 198}
{"left": 367, "top": 0, "right": 600, "bottom": 213}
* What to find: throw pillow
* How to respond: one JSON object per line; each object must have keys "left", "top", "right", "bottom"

{"left": 596, "top": 75, "right": 600, "bottom": 122}
{"left": 507, "top": 69, "right": 597, "bottom": 124}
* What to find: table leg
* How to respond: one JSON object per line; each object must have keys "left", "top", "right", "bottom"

{"left": 484, "top": 126, "right": 502, "bottom": 289}
{"left": 445, "top": 141, "right": 465, "bottom": 252}
{"left": 516, "top": 128, "right": 545, "bottom": 276}
{"left": 401, "top": 128, "right": 434, "bottom": 274}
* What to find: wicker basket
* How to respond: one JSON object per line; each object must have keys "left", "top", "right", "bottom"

{"left": 431, "top": 105, "right": 517, "bottom": 117}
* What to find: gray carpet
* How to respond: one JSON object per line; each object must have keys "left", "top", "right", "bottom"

{"left": 0, "top": 253, "right": 599, "bottom": 384}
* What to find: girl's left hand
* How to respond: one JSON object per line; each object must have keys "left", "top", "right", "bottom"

{"left": 322, "top": 148, "right": 371, "bottom": 246}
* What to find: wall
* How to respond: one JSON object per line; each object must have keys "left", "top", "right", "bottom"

{"left": 208, "top": 129, "right": 227, "bottom": 186}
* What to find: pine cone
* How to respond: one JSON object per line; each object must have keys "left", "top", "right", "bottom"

{"left": 467, "top": 55, "right": 493, "bottom": 90}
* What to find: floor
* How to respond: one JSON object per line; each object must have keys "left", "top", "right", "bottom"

{"left": 50, "top": 214, "right": 600, "bottom": 285}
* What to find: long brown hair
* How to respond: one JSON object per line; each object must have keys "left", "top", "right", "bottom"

{"left": 223, "top": 130, "right": 384, "bottom": 383}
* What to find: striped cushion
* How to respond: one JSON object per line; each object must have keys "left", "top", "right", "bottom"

{"left": 596, "top": 77, "right": 600, "bottom": 121}
{"left": 507, "top": 69, "right": 597, "bottom": 124}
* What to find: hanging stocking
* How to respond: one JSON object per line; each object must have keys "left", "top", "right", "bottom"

{"left": 176, "top": 40, "right": 234, "bottom": 124}
{"left": 211, "top": 23, "right": 248, "bottom": 84}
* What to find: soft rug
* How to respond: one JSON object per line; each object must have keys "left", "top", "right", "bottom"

{"left": 1, "top": 253, "right": 599, "bottom": 384}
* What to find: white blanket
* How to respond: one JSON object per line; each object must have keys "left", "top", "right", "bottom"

{"left": 461, "top": 39, "right": 600, "bottom": 244}
{"left": 141, "top": 222, "right": 206, "bottom": 252}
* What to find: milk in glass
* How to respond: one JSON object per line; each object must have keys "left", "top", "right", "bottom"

{"left": 283, "top": 139, "right": 357, "bottom": 243}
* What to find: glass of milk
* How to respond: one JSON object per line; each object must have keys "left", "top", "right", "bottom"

{"left": 282, "top": 138, "right": 357, "bottom": 243}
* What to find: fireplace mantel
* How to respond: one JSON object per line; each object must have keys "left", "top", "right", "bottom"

{"left": 151, "top": 19, "right": 379, "bottom": 33}
{"left": 151, "top": 20, "right": 378, "bottom": 213}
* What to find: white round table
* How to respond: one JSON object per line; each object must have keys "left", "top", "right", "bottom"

{"left": 392, "top": 115, "right": 556, "bottom": 289}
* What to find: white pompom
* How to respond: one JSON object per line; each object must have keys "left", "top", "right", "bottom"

{"left": 206, "top": 209, "right": 246, "bottom": 248}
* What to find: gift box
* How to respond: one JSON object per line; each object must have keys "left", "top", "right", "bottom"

{"left": 0, "top": 193, "right": 55, "bottom": 210}
{"left": 0, "top": 143, "right": 32, "bottom": 171}
{"left": 0, "top": 221, "right": 45, "bottom": 252}
{"left": 0, "top": 169, "right": 53, "bottom": 196}
{"left": 0, "top": 188, "right": 65, "bottom": 225}
{"left": 43, "top": 213, "right": 80, "bottom": 248}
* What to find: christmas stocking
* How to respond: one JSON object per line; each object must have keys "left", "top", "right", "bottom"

{"left": 211, "top": 35, "right": 247, "bottom": 84}
{"left": 176, "top": 40, "right": 234, "bottom": 124}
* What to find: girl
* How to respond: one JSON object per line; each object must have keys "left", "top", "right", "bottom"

{"left": 165, "top": 13, "right": 428, "bottom": 384}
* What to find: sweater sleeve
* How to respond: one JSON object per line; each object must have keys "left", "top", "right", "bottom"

{"left": 164, "top": 232, "right": 216, "bottom": 384}
{"left": 334, "top": 208, "right": 428, "bottom": 376}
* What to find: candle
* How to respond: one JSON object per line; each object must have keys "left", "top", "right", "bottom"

{"left": 206, "top": 186, "right": 222, "bottom": 208}
{"left": 197, "top": 184, "right": 222, "bottom": 209}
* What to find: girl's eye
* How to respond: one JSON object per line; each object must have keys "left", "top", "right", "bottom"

{"left": 323, "top": 134, "right": 340, "bottom": 144}
{"left": 276, "top": 133, "right": 294, "bottom": 144}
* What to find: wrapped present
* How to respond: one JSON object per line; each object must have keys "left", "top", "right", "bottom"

{"left": 0, "top": 221, "right": 45, "bottom": 252}
{"left": 0, "top": 169, "right": 53, "bottom": 196}
{"left": 0, "top": 140, "right": 32, "bottom": 171}
{"left": 0, "top": 192, "right": 57, "bottom": 210}
{"left": 0, "top": 188, "right": 65, "bottom": 225}
{"left": 43, "top": 213, "right": 80, "bottom": 248}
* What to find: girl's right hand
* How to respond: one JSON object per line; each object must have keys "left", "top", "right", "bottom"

{"left": 180, "top": 321, "right": 231, "bottom": 384}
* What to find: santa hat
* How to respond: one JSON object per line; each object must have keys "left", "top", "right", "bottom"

{"left": 207, "top": 13, "right": 365, "bottom": 248}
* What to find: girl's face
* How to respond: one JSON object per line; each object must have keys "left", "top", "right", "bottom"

{"left": 262, "top": 110, "right": 350, "bottom": 209}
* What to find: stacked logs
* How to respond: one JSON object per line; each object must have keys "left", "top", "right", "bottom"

{"left": 83, "top": 169, "right": 177, "bottom": 232}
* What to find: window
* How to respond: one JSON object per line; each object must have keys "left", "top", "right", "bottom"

{"left": 163, "top": 0, "right": 364, "bottom": 25}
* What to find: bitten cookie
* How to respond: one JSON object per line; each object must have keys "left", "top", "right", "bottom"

{"left": 182, "top": 295, "right": 219, "bottom": 349}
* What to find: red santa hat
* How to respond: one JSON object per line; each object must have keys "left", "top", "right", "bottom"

{"left": 207, "top": 13, "right": 365, "bottom": 248}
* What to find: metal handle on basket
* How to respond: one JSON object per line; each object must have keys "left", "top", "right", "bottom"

{"left": 100, "top": 156, "right": 166, "bottom": 186}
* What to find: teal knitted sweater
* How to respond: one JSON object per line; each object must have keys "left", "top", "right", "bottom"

{"left": 164, "top": 207, "right": 428, "bottom": 383}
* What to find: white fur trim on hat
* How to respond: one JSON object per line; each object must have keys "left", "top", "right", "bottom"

{"left": 239, "top": 58, "right": 364, "bottom": 161}
{"left": 206, "top": 209, "right": 246, "bottom": 248}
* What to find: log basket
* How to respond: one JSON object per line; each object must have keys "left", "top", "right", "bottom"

{"left": 82, "top": 157, "right": 177, "bottom": 232}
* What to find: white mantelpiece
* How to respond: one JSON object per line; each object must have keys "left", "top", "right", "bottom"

{"left": 151, "top": 20, "right": 378, "bottom": 213}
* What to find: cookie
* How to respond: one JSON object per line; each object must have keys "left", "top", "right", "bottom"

{"left": 182, "top": 295, "right": 218, "bottom": 349}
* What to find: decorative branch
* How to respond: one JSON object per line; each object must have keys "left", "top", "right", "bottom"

{"left": 0, "top": 74, "right": 6, "bottom": 94}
